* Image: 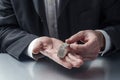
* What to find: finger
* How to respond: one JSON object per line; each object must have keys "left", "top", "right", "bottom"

{"left": 65, "top": 57, "right": 82, "bottom": 68}
{"left": 69, "top": 43, "right": 85, "bottom": 53}
{"left": 65, "top": 57, "right": 83, "bottom": 68}
{"left": 83, "top": 55, "right": 98, "bottom": 61}
{"left": 68, "top": 53, "right": 84, "bottom": 67}
{"left": 65, "top": 56, "right": 75, "bottom": 67}
{"left": 68, "top": 53, "right": 82, "bottom": 59}
{"left": 43, "top": 50, "right": 73, "bottom": 69}
{"left": 53, "top": 56, "right": 73, "bottom": 69}
{"left": 66, "top": 31, "right": 84, "bottom": 44}
{"left": 33, "top": 41, "right": 44, "bottom": 54}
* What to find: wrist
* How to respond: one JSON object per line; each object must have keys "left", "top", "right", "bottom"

{"left": 27, "top": 38, "right": 44, "bottom": 60}
{"left": 27, "top": 38, "right": 39, "bottom": 59}
{"left": 95, "top": 30, "right": 105, "bottom": 51}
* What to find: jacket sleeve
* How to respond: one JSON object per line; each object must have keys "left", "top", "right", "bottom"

{"left": 0, "top": 0, "right": 38, "bottom": 60}
{"left": 102, "top": 0, "right": 120, "bottom": 57}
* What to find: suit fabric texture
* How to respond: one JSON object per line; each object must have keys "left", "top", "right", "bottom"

{"left": 0, "top": 0, "right": 120, "bottom": 59}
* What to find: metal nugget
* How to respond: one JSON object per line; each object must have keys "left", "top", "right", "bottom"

{"left": 57, "top": 43, "right": 69, "bottom": 58}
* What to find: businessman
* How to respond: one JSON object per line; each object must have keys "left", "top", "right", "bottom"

{"left": 0, "top": 0, "right": 120, "bottom": 69}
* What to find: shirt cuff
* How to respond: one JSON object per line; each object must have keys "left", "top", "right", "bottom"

{"left": 27, "top": 38, "right": 44, "bottom": 60}
{"left": 96, "top": 30, "right": 111, "bottom": 56}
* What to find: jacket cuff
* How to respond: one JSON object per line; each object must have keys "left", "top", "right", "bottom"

{"left": 27, "top": 38, "right": 44, "bottom": 60}
{"left": 96, "top": 30, "right": 111, "bottom": 56}
{"left": 6, "top": 34, "right": 38, "bottom": 60}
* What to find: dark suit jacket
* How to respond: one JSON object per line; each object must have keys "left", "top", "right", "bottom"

{"left": 0, "top": 0, "right": 120, "bottom": 59}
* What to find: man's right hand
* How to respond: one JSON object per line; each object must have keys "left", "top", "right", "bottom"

{"left": 32, "top": 36, "right": 84, "bottom": 69}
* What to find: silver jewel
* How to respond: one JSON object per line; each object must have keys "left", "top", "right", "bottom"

{"left": 57, "top": 43, "right": 69, "bottom": 58}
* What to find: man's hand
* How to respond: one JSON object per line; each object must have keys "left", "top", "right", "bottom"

{"left": 32, "top": 36, "right": 83, "bottom": 69}
{"left": 66, "top": 30, "right": 105, "bottom": 61}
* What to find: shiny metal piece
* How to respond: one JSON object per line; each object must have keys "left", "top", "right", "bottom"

{"left": 57, "top": 43, "right": 69, "bottom": 58}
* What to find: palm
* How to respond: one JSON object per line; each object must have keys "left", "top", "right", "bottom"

{"left": 41, "top": 38, "right": 63, "bottom": 57}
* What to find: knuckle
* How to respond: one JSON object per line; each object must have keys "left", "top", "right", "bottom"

{"left": 74, "top": 60, "right": 83, "bottom": 68}
{"left": 77, "top": 59, "right": 82, "bottom": 64}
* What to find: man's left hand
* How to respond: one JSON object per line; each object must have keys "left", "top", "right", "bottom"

{"left": 66, "top": 30, "right": 105, "bottom": 61}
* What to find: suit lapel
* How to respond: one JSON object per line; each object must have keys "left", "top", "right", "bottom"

{"left": 32, "top": 0, "right": 47, "bottom": 23}
{"left": 33, "top": 0, "right": 69, "bottom": 20}
{"left": 32, "top": 0, "right": 50, "bottom": 36}
{"left": 59, "top": 0, "right": 69, "bottom": 17}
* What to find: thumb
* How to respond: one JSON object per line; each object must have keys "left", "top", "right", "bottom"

{"left": 33, "top": 41, "right": 44, "bottom": 54}
{"left": 66, "top": 31, "right": 84, "bottom": 44}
